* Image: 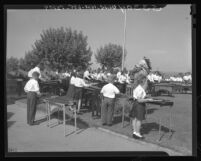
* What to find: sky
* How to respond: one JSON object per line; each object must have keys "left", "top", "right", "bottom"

{"left": 7, "top": 5, "right": 192, "bottom": 73}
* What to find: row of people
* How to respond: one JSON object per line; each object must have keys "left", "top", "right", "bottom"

{"left": 24, "top": 57, "right": 152, "bottom": 141}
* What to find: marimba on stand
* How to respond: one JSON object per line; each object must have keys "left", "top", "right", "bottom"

{"left": 119, "top": 96, "right": 174, "bottom": 142}
{"left": 43, "top": 96, "right": 77, "bottom": 137}
{"left": 145, "top": 98, "right": 174, "bottom": 142}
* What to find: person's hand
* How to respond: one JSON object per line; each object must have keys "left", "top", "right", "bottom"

{"left": 37, "top": 92, "right": 42, "bottom": 97}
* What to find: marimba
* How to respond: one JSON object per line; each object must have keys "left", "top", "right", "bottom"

{"left": 39, "top": 80, "right": 60, "bottom": 95}
{"left": 43, "top": 96, "right": 77, "bottom": 137}
{"left": 145, "top": 98, "right": 174, "bottom": 141}
{"left": 120, "top": 96, "right": 174, "bottom": 141}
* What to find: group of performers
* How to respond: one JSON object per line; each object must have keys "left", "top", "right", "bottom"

{"left": 24, "top": 56, "right": 153, "bottom": 140}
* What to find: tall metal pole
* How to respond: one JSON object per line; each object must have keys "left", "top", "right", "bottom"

{"left": 122, "top": 9, "right": 127, "bottom": 71}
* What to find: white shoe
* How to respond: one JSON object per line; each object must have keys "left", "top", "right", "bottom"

{"left": 135, "top": 132, "right": 143, "bottom": 138}
{"left": 133, "top": 131, "right": 137, "bottom": 135}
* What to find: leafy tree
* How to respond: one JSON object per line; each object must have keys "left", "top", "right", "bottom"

{"left": 95, "top": 43, "right": 126, "bottom": 70}
{"left": 23, "top": 27, "right": 92, "bottom": 71}
{"left": 6, "top": 57, "right": 19, "bottom": 72}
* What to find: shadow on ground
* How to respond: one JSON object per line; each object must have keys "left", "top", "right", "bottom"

{"left": 141, "top": 122, "right": 175, "bottom": 137}
{"left": 36, "top": 112, "right": 90, "bottom": 129}
{"left": 7, "top": 121, "right": 16, "bottom": 128}
{"left": 113, "top": 115, "right": 130, "bottom": 125}
{"left": 7, "top": 112, "right": 14, "bottom": 120}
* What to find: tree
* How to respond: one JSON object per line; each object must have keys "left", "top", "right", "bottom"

{"left": 6, "top": 57, "right": 19, "bottom": 72}
{"left": 23, "top": 27, "right": 92, "bottom": 71}
{"left": 95, "top": 43, "right": 126, "bottom": 70}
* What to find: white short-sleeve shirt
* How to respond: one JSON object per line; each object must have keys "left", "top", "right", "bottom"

{"left": 70, "top": 76, "right": 76, "bottom": 85}
{"left": 101, "top": 83, "right": 120, "bottom": 98}
{"left": 118, "top": 75, "right": 127, "bottom": 84}
{"left": 116, "top": 72, "right": 121, "bottom": 79}
{"left": 84, "top": 70, "right": 90, "bottom": 79}
{"left": 24, "top": 79, "right": 40, "bottom": 93}
{"left": 28, "top": 67, "right": 41, "bottom": 78}
{"left": 74, "top": 77, "right": 89, "bottom": 87}
{"left": 133, "top": 85, "right": 146, "bottom": 100}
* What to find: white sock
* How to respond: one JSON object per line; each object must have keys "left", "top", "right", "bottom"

{"left": 135, "top": 132, "right": 143, "bottom": 137}
{"left": 133, "top": 131, "right": 136, "bottom": 134}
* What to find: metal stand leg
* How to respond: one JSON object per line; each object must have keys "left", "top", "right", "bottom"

{"left": 74, "top": 106, "right": 77, "bottom": 132}
{"left": 49, "top": 103, "right": 51, "bottom": 127}
{"left": 169, "top": 109, "right": 172, "bottom": 139}
{"left": 47, "top": 102, "right": 50, "bottom": 127}
{"left": 58, "top": 108, "right": 60, "bottom": 124}
{"left": 158, "top": 117, "right": 161, "bottom": 142}
{"left": 46, "top": 102, "right": 49, "bottom": 127}
{"left": 63, "top": 105, "right": 66, "bottom": 137}
{"left": 122, "top": 104, "right": 125, "bottom": 128}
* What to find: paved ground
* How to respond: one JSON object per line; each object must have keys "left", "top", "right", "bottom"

{"left": 7, "top": 104, "right": 185, "bottom": 156}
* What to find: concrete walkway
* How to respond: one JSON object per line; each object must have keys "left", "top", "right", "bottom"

{"left": 7, "top": 104, "right": 184, "bottom": 155}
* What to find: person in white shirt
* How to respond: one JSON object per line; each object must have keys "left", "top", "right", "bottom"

{"left": 100, "top": 76, "right": 120, "bottom": 126}
{"left": 83, "top": 69, "right": 91, "bottom": 80}
{"left": 129, "top": 75, "right": 149, "bottom": 140}
{"left": 24, "top": 71, "right": 41, "bottom": 126}
{"left": 74, "top": 71, "right": 90, "bottom": 113}
{"left": 116, "top": 70, "right": 121, "bottom": 79}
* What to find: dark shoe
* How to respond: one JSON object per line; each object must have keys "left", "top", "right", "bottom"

{"left": 107, "top": 124, "right": 112, "bottom": 126}
{"left": 102, "top": 123, "right": 107, "bottom": 126}
{"left": 132, "top": 133, "right": 138, "bottom": 139}
{"left": 30, "top": 122, "right": 40, "bottom": 126}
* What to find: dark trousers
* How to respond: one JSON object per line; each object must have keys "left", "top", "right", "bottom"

{"left": 27, "top": 92, "right": 38, "bottom": 124}
{"left": 91, "top": 92, "right": 101, "bottom": 117}
{"left": 101, "top": 97, "right": 115, "bottom": 125}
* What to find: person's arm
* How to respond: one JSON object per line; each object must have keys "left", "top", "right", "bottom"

{"left": 114, "top": 85, "right": 120, "bottom": 94}
{"left": 34, "top": 81, "right": 41, "bottom": 97}
{"left": 28, "top": 69, "right": 33, "bottom": 78}
{"left": 135, "top": 89, "right": 149, "bottom": 103}
{"left": 81, "top": 78, "right": 90, "bottom": 87}
{"left": 24, "top": 82, "right": 29, "bottom": 93}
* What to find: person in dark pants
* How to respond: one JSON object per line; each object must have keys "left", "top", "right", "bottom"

{"left": 91, "top": 90, "right": 101, "bottom": 118}
{"left": 24, "top": 71, "right": 41, "bottom": 126}
{"left": 100, "top": 76, "right": 120, "bottom": 126}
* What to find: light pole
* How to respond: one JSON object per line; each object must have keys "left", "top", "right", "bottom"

{"left": 121, "top": 9, "right": 127, "bottom": 71}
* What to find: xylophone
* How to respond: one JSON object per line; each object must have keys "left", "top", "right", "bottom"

{"left": 39, "top": 80, "right": 60, "bottom": 95}
{"left": 118, "top": 96, "right": 174, "bottom": 141}
{"left": 43, "top": 95, "right": 77, "bottom": 137}
{"left": 145, "top": 98, "right": 174, "bottom": 140}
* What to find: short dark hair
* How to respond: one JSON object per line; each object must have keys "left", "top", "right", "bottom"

{"left": 32, "top": 71, "right": 40, "bottom": 78}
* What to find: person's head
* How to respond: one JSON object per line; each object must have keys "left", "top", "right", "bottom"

{"left": 77, "top": 71, "right": 84, "bottom": 78}
{"left": 107, "top": 75, "right": 115, "bottom": 84}
{"left": 139, "top": 76, "right": 148, "bottom": 91}
{"left": 32, "top": 71, "right": 40, "bottom": 80}
{"left": 71, "top": 71, "right": 76, "bottom": 77}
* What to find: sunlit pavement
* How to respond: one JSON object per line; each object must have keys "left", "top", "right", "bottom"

{"left": 7, "top": 104, "right": 184, "bottom": 155}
